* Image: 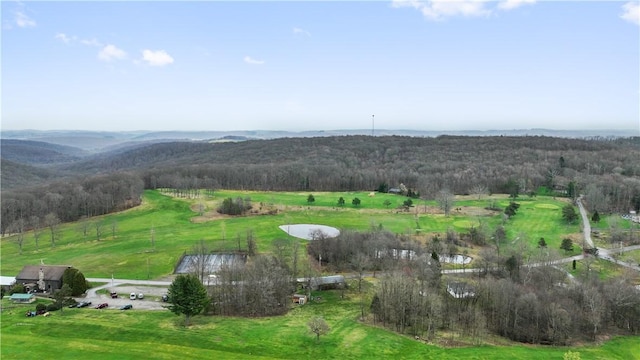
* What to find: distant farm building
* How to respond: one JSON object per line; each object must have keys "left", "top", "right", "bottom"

{"left": 174, "top": 253, "right": 247, "bottom": 275}
{"left": 297, "top": 275, "right": 346, "bottom": 291}
{"left": 447, "top": 282, "right": 476, "bottom": 299}
{"left": 15, "top": 265, "right": 71, "bottom": 293}
{"left": 375, "top": 248, "right": 416, "bottom": 260}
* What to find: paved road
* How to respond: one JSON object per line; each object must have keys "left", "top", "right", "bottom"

{"left": 576, "top": 196, "right": 595, "bottom": 249}
{"left": 575, "top": 196, "right": 640, "bottom": 271}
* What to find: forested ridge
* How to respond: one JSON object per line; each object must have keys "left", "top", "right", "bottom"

{"left": 2, "top": 135, "right": 640, "bottom": 234}
{"left": 0, "top": 139, "right": 88, "bottom": 165}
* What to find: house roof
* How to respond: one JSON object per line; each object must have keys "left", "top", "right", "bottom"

{"left": 0, "top": 276, "right": 16, "bottom": 286}
{"left": 296, "top": 275, "right": 346, "bottom": 286}
{"left": 16, "top": 265, "right": 71, "bottom": 281}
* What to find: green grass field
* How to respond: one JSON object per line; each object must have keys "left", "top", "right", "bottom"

{"left": 2, "top": 190, "right": 639, "bottom": 359}
{"left": 2, "top": 290, "right": 639, "bottom": 360}
{"left": 1, "top": 191, "right": 582, "bottom": 279}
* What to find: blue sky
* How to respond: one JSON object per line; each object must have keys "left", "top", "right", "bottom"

{"left": 2, "top": 1, "right": 639, "bottom": 132}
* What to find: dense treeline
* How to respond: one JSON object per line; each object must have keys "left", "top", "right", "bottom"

{"left": 307, "top": 229, "right": 426, "bottom": 272}
{"left": 1, "top": 172, "right": 143, "bottom": 235}
{"left": 131, "top": 136, "right": 639, "bottom": 213}
{"left": 309, "top": 229, "right": 640, "bottom": 344}
{"left": 373, "top": 268, "right": 640, "bottom": 345}
{"left": 209, "top": 255, "right": 293, "bottom": 317}
{"left": 3, "top": 136, "right": 640, "bottom": 234}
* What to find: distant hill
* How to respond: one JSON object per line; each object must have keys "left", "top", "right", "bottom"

{"left": 0, "top": 139, "right": 88, "bottom": 165}
{"left": 0, "top": 159, "right": 61, "bottom": 189}
{"left": 2, "top": 128, "right": 636, "bottom": 152}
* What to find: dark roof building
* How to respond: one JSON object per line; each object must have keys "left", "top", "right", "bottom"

{"left": 297, "top": 275, "right": 346, "bottom": 290}
{"left": 15, "top": 265, "right": 71, "bottom": 293}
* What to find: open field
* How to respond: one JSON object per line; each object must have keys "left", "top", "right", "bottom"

{"left": 2, "top": 290, "right": 639, "bottom": 360}
{"left": 2, "top": 190, "right": 639, "bottom": 358}
{"left": 1, "top": 190, "right": 583, "bottom": 279}
{"left": 0, "top": 191, "right": 580, "bottom": 279}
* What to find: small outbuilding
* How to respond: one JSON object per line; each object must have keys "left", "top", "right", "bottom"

{"left": 447, "top": 282, "right": 476, "bottom": 299}
{"left": 10, "top": 293, "right": 35, "bottom": 303}
{"left": 292, "top": 294, "right": 308, "bottom": 305}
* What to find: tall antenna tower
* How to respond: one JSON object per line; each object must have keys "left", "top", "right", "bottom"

{"left": 372, "top": 114, "right": 375, "bottom": 136}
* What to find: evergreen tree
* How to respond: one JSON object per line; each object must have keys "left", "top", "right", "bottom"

{"left": 562, "top": 204, "right": 578, "bottom": 224}
{"left": 167, "top": 274, "right": 209, "bottom": 326}
{"left": 560, "top": 238, "right": 574, "bottom": 253}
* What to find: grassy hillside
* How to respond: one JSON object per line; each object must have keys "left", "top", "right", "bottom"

{"left": 1, "top": 190, "right": 581, "bottom": 279}
{"left": 2, "top": 190, "right": 638, "bottom": 359}
{"left": 1, "top": 291, "right": 639, "bottom": 360}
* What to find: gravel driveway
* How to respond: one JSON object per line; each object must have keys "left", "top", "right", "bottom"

{"left": 77, "top": 284, "right": 169, "bottom": 311}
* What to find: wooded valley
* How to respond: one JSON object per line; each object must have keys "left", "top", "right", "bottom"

{"left": 2, "top": 135, "right": 639, "bottom": 235}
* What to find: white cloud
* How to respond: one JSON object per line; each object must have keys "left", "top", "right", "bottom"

{"left": 98, "top": 44, "right": 127, "bottom": 62}
{"left": 497, "top": 0, "right": 536, "bottom": 11}
{"left": 621, "top": 2, "right": 640, "bottom": 26}
{"left": 244, "top": 56, "right": 265, "bottom": 65}
{"left": 15, "top": 11, "right": 36, "bottom": 28}
{"left": 392, "top": 0, "right": 491, "bottom": 20}
{"left": 293, "top": 27, "right": 311, "bottom": 37}
{"left": 55, "top": 33, "right": 72, "bottom": 44}
{"left": 80, "top": 38, "right": 102, "bottom": 47}
{"left": 55, "top": 33, "right": 102, "bottom": 47}
{"left": 392, "top": 0, "right": 537, "bottom": 20}
{"left": 141, "top": 49, "right": 174, "bottom": 66}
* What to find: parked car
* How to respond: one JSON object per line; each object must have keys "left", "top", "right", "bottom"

{"left": 95, "top": 303, "right": 108, "bottom": 309}
{"left": 110, "top": 291, "right": 118, "bottom": 299}
{"left": 119, "top": 304, "right": 133, "bottom": 310}
{"left": 129, "top": 292, "right": 137, "bottom": 300}
{"left": 137, "top": 293, "right": 144, "bottom": 300}
{"left": 76, "top": 301, "right": 92, "bottom": 308}
{"left": 161, "top": 294, "right": 169, "bottom": 302}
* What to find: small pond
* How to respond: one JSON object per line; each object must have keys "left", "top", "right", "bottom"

{"left": 278, "top": 224, "right": 340, "bottom": 240}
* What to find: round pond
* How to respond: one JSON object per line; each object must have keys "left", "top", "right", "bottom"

{"left": 278, "top": 224, "right": 340, "bottom": 240}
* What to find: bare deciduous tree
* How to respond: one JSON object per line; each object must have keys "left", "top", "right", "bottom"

{"left": 436, "top": 189, "right": 455, "bottom": 217}
{"left": 189, "top": 239, "right": 213, "bottom": 283}
{"left": 44, "top": 212, "right": 61, "bottom": 247}
{"left": 30, "top": 215, "right": 42, "bottom": 251}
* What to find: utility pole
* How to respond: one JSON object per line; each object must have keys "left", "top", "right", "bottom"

{"left": 371, "top": 114, "right": 375, "bottom": 136}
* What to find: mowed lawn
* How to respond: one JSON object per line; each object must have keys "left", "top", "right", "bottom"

{"left": 1, "top": 191, "right": 638, "bottom": 359}
{"left": 1, "top": 292, "right": 638, "bottom": 360}
{"left": 1, "top": 190, "right": 581, "bottom": 279}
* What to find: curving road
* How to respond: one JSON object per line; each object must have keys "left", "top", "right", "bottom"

{"left": 576, "top": 196, "right": 595, "bottom": 249}
{"left": 575, "top": 196, "right": 640, "bottom": 271}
